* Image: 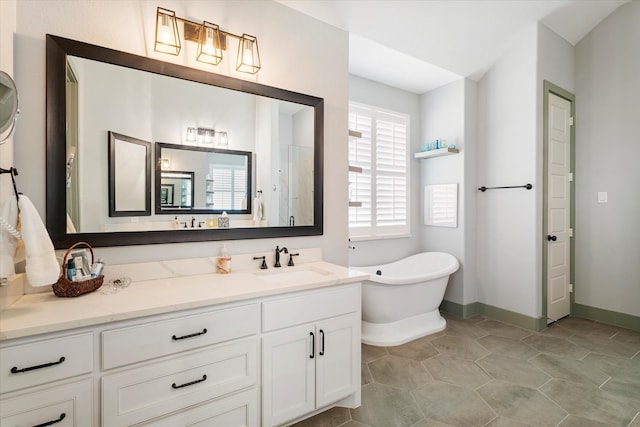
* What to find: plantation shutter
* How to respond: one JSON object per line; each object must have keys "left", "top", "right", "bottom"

{"left": 349, "top": 103, "right": 409, "bottom": 238}
{"left": 375, "top": 112, "right": 407, "bottom": 227}
{"left": 348, "top": 105, "right": 373, "bottom": 229}
{"left": 211, "top": 164, "right": 247, "bottom": 210}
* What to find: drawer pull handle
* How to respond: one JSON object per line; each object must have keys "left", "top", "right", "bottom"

{"left": 172, "top": 328, "right": 208, "bottom": 341}
{"left": 172, "top": 374, "right": 207, "bottom": 389}
{"left": 319, "top": 329, "right": 325, "bottom": 356}
{"left": 11, "top": 356, "right": 66, "bottom": 374}
{"left": 33, "top": 412, "right": 66, "bottom": 427}
{"left": 310, "top": 332, "right": 315, "bottom": 359}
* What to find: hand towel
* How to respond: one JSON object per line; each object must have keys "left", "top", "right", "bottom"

{"left": 18, "top": 195, "right": 60, "bottom": 286}
{"left": 66, "top": 212, "right": 77, "bottom": 233}
{"left": 0, "top": 196, "right": 19, "bottom": 278}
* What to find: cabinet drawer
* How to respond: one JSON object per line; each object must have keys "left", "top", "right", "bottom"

{"left": 102, "top": 303, "right": 259, "bottom": 369}
{"left": 0, "top": 379, "right": 93, "bottom": 426}
{"left": 262, "top": 284, "right": 360, "bottom": 332}
{"left": 139, "top": 388, "right": 258, "bottom": 426}
{"left": 0, "top": 332, "right": 93, "bottom": 393}
{"left": 102, "top": 338, "right": 258, "bottom": 426}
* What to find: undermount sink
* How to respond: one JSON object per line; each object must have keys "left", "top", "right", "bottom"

{"left": 253, "top": 265, "right": 334, "bottom": 283}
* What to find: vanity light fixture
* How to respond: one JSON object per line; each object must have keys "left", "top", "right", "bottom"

{"left": 154, "top": 7, "right": 181, "bottom": 55}
{"left": 236, "top": 34, "right": 260, "bottom": 74}
{"left": 186, "top": 127, "right": 228, "bottom": 147}
{"left": 197, "top": 21, "right": 223, "bottom": 65}
{"left": 154, "top": 7, "right": 261, "bottom": 74}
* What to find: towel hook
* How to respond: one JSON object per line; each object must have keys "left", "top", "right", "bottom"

{"left": 0, "top": 167, "right": 20, "bottom": 201}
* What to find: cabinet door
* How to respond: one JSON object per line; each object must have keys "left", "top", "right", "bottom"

{"left": 315, "top": 313, "right": 360, "bottom": 408}
{"left": 262, "top": 323, "right": 315, "bottom": 427}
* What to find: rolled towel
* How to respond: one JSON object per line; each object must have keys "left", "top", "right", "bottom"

{"left": 0, "top": 195, "right": 19, "bottom": 278}
{"left": 18, "top": 195, "right": 60, "bottom": 286}
{"left": 253, "top": 197, "right": 262, "bottom": 221}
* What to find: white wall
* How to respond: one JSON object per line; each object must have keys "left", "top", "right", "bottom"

{"left": 0, "top": 0, "right": 16, "bottom": 205}
{"left": 347, "top": 75, "right": 422, "bottom": 266}
{"left": 574, "top": 1, "right": 640, "bottom": 317}
{"left": 476, "top": 24, "right": 540, "bottom": 318}
{"left": 13, "top": 0, "right": 349, "bottom": 265}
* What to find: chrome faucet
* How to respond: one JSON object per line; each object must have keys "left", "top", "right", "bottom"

{"left": 274, "top": 245, "right": 288, "bottom": 268}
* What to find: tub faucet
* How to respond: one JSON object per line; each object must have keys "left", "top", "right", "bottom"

{"left": 274, "top": 245, "right": 288, "bottom": 268}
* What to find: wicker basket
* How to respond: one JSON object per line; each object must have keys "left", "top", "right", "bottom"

{"left": 52, "top": 241, "right": 104, "bottom": 297}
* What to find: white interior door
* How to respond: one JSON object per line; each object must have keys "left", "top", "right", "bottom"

{"left": 546, "top": 92, "right": 572, "bottom": 323}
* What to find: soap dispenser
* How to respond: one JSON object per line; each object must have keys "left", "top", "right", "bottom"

{"left": 216, "top": 244, "right": 232, "bottom": 274}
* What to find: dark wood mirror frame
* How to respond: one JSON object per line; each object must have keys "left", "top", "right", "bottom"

{"left": 108, "top": 131, "right": 152, "bottom": 218}
{"left": 46, "top": 34, "right": 324, "bottom": 248}
{"left": 154, "top": 142, "right": 253, "bottom": 215}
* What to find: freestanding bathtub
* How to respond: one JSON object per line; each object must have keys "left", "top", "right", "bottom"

{"left": 354, "top": 252, "right": 459, "bottom": 346}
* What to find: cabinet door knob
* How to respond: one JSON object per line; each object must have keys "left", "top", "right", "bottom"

{"left": 319, "top": 329, "right": 325, "bottom": 356}
{"left": 309, "top": 332, "right": 315, "bottom": 359}
{"left": 172, "top": 328, "right": 208, "bottom": 341}
{"left": 33, "top": 412, "right": 66, "bottom": 427}
{"left": 10, "top": 356, "right": 66, "bottom": 374}
{"left": 171, "top": 374, "right": 207, "bottom": 389}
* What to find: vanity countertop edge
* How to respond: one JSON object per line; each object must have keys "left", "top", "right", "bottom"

{"left": 0, "top": 261, "right": 369, "bottom": 341}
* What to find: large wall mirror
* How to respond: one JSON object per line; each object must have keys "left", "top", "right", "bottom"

{"left": 46, "top": 35, "right": 323, "bottom": 248}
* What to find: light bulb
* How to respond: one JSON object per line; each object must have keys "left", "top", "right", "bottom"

{"left": 242, "top": 39, "right": 254, "bottom": 66}
{"left": 159, "top": 14, "right": 172, "bottom": 44}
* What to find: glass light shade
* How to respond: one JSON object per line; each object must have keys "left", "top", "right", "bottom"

{"left": 197, "top": 21, "right": 223, "bottom": 65}
{"left": 155, "top": 8, "right": 181, "bottom": 55}
{"left": 236, "top": 34, "right": 261, "bottom": 74}
{"left": 218, "top": 131, "right": 228, "bottom": 146}
{"left": 186, "top": 127, "right": 197, "bottom": 142}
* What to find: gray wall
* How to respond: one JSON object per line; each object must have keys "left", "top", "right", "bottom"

{"left": 574, "top": 1, "right": 640, "bottom": 317}
{"left": 476, "top": 24, "right": 540, "bottom": 319}
{"left": 419, "top": 79, "right": 477, "bottom": 306}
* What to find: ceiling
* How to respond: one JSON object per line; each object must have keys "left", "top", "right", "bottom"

{"left": 276, "top": 0, "right": 628, "bottom": 94}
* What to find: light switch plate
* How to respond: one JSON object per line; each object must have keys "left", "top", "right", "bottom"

{"left": 597, "top": 192, "right": 608, "bottom": 203}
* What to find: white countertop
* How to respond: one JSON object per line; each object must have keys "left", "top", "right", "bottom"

{"left": 0, "top": 257, "right": 368, "bottom": 341}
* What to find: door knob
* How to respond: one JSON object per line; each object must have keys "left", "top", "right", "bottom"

{"left": 547, "top": 235, "right": 557, "bottom": 242}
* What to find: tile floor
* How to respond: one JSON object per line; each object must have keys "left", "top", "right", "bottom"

{"left": 291, "top": 315, "right": 640, "bottom": 427}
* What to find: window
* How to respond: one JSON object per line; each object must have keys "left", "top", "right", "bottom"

{"left": 349, "top": 103, "right": 409, "bottom": 239}
{"left": 209, "top": 163, "right": 247, "bottom": 210}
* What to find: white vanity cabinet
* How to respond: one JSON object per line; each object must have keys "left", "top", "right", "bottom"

{"left": 0, "top": 266, "right": 364, "bottom": 427}
{"left": 261, "top": 284, "right": 361, "bottom": 427}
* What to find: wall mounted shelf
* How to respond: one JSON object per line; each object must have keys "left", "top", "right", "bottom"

{"left": 348, "top": 201, "right": 362, "bottom": 207}
{"left": 348, "top": 129, "right": 362, "bottom": 138}
{"left": 348, "top": 165, "right": 363, "bottom": 173}
{"left": 414, "top": 147, "right": 459, "bottom": 159}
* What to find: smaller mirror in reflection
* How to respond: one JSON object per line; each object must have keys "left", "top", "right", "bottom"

{"left": 108, "top": 131, "right": 151, "bottom": 217}
{"left": 155, "top": 142, "right": 252, "bottom": 215}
